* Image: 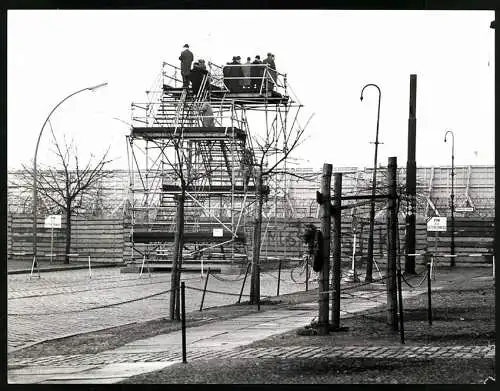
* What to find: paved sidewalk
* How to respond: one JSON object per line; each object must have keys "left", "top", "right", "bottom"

{"left": 7, "top": 287, "right": 443, "bottom": 384}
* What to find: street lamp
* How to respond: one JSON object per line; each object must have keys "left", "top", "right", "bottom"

{"left": 32, "top": 82, "right": 108, "bottom": 263}
{"left": 444, "top": 130, "right": 455, "bottom": 265}
{"left": 360, "top": 83, "right": 381, "bottom": 282}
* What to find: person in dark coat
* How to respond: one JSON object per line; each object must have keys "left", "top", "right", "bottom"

{"left": 251, "top": 55, "right": 264, "bottom": 91}
{"left": 262, "top": 52, "right": 277, "bottom": 90}
{"left": 189, "top": 61, "right": 209, "bottom": 96}
{"left": 179, "top": 44, "right": 194, "bottom": 88}
{"left": 223, "top": 56, "right": 243, "bottom": 93}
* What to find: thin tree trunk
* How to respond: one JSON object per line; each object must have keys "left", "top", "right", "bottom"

{"left": 250, "top": 172, "right": 264, "bottom": 304}
{"left": 169, "top": 192, "right": 185, "bottom": 320}
{"left": 64, "top": 206, "right": 71, "bottom": 264}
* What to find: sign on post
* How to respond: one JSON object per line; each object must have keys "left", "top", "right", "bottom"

{"left": 213, "top": 228, "right": 223, "bottom": 237}
{"left": 427, "top": 217, "right": 447, "bottom": 232}
{"left": 44, "top": 215, "right": 62, "bottom": 228}
{"left": 44, "top": 215, "right": 61, "bottom": 264}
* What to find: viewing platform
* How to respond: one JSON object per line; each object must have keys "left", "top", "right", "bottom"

{"left": 131, "top": 126, "right": 247, "bottom": 140}
{"left": 162, "top": 84, "right": 289, "bottom": 105}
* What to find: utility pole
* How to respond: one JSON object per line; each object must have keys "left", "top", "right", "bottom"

{"left": 318, "top": 163, "right": 332, "bottom": 335}
{"left": 405, "top": 74, "right": 417, "bottom": 274}
{"left": 387, "top": 157, "right": 399, "bottom": 330}
{"left": 331, "top": 173, "right": 342, "bottom": 330}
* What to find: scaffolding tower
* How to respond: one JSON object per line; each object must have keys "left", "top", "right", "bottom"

{"left": 125, "top": 59, "right": 304, "bottom": 268}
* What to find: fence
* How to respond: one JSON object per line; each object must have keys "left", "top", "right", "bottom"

{"left": 426, "top": 217, "right": 495, "bottom": 265}
{"left": 8, "top": 213, "right": 124, "bottom": 263}
{"left": 7, "top": 214, "right": 494, "bottom": 267}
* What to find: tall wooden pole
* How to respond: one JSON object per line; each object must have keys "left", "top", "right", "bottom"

{"left": 331, "top": 173, "right": 342, "bottom": 329}
{"left": 405, "top": 74, "right": 417, "bottom": 274}
{"left": 318, "top": 163, "right": 332, "bottom": 335}
{"left": 386, "top": 157, "right": 399, "bottom": 330}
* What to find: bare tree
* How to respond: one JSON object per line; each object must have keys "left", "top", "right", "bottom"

{"left": 163, "top": 116, "right": 219, "bottom": 321}
{"left": 20, "top": 127, "right": 112, "bottom": 264}
{"left": 248, "top": 114, "right": 312, "bottom": 304}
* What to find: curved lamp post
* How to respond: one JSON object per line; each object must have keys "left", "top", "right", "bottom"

{"left": 360, "top": 83, "right": 381, "bottom": 282}
{"left": 444, "top": 130, "right": 455, "bottom": 265}
{"left": 32, "top": 82, "right": 108, "bottom": 262}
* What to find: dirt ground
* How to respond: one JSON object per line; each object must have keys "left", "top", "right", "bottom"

{"left": 121, "top": 267, "right": 495, "bottom": 384}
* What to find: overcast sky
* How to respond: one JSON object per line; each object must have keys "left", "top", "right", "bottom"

{"left": 7, "top": 10, "right": 495, "bottom": 171}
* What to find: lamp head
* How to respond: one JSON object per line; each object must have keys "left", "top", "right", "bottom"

{"left": 360, "top": 95, "right": 363, "bottom": 102}
{"left": 88, "top": 82, "right": 108, "bottom": 91}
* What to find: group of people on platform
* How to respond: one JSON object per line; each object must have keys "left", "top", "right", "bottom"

{"left": 179, "top": 44, "right": 277, "bottom": 95}
{"left": 223, "top": 53, "right": 276, "bottom": 93}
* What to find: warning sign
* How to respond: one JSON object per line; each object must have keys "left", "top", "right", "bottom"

{"left": 427, "top": 217, "right": 447, "bottom": 232}
{"left": 44, "top": 215, "right": 62, "bottom": 229}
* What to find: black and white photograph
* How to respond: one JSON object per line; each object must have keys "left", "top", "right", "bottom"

{"left": 5, "top": 9, "right": 495, "bottom": 384}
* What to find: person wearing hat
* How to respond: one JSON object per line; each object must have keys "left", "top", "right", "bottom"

{"left": 251, "top": 55, "right": 263, "bottom": 90}
{"left": 262, "top": 52, "right": 277, "bottom": 91}
{"left": 179, "top": 44, "right": 194, "bottom": 89}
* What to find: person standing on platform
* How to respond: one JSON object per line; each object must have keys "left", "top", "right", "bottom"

{"left": 251, "top": 55, "right": 263, "bottom": 90}
{"left": 263, "top": 52, "right": 276, "bottom": 90}
{"left": 179, "top": 44, "right": 194, "bottom": 89}
{"left": 241, "top": 57, "right": 252, "bottom": 89}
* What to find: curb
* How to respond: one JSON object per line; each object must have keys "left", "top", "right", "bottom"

{"left": 7, "top": 263, "right": 122, "bottom": 275}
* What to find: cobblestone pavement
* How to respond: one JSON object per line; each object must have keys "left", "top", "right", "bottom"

{"left": 9, "top": 345, "right": 495, "bottom": 368}
{"left": 8, "top": 267, "right": 321, "bottom": 351}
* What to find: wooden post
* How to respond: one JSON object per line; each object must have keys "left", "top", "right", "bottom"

{"left": 386, "top": 156, "right": 399, "bottom": 330}
{"left": 331, "top": 172, "right": 342, "bottom": 330}
{"left": 405, "top": 74, "right": 418, "bottom": 274}
{"left": 276, "top": 258, "right": 282, "bottom": 296}
{"left": 181, "top": 281, "right": 187, "bottom": 363}
{"left": 318, "top": 163, "right": 332, "bottom": 335}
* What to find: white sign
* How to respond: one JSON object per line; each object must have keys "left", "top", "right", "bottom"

{"left": 455, "top": 207, "right": 474, "bottom": 212}
{"left": 44, "top": 215, "right": 62, "bottom": 229}
{"left": 427, "top": 217, "right": 447, "bottom": 232}
{"left": 213, "top": 228, "right": 223, "bottom": 237}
